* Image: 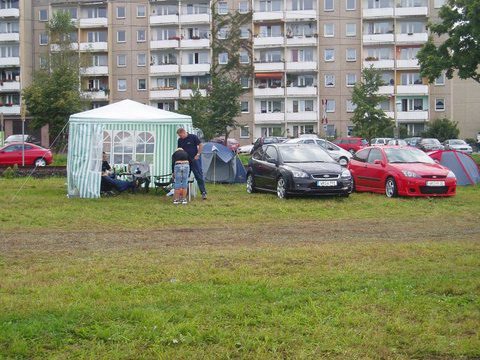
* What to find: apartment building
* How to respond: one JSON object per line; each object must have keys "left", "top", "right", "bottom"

{"left": 2, "top": 0, "right": 479, "bottom": 148}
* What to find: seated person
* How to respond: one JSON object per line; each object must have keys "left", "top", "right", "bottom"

{"left": 101, "top": 152, "right": 135, "bottom": 193}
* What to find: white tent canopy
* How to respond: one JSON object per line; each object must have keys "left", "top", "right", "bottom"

{"left": 67, "top": 100, "right": 192, "bottom": 198}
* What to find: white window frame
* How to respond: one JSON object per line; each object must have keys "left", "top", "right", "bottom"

{"left": 217, "top": 1, "right": 228, "bottom": 15}
{"left": 39, "top": 9, "right": 48, "bottom": 21}
{"left": 324, "top": 0, "right": 334, "bottom": 11}
{"left": 137, "top": 79, "right": 147, "bottom": 91}
{"left": 116, "top": 6, "right": 126, "bottom": 19}
{"left": 324, "top": 48, "right": 335, "bottom": 62}
{"left": 346, "top": 23, "right": 356, "bottom": 37}
{"left": 117, "top": 30, "right": 126, "bottom": 43}
{"left": 324, "top": 74, "right": 335, "bottom": 87}
{"left": 434, "top": 73, "right": 445, "bottom": 86}
{"left": 117, "top": 54, "right": 127, "bottom": 67}
{"left": 137, "top": 53, "right": 146, "bottom": 67}
{"left": 346, "top": 48, "right": 357, "bottom": 62}
{"left": 346, "top": 73, "right": 357, "bottom": 87}
{"left": 137, "top": 5, "right": 146, "bottom": 18}
{"left": 241, "top": 101, "right": 249, "bottom": 113}
{"left": 324, "top": 23, "right": 334, "bottom": 37}
{"left": 240, "top": 126, "right": 250, "bottom": 138}
{"left": 117, "top": 79, "right": 127, "bottom": 92}
{"left": 239, "top": 51, "right": 250, "bottom": 64}
{"left": 218, "top": 52, "right": 228, "bottom": 64}
{"left": 346, "top": 100, "right": 356, "bottom": 113}
{"left": 137, "top": 29, "right": 146, "bottom": 42}
{"left": 326, "top": 99, "right": 335, "bottom": 113}
{"left": 238, "top": 1, "right": 249, "bottom": 13}
{"left": 346, "top": 0, "right": 356, "bottom": 11}
{"left": 39, "top": 33, "right": 48, "bottom": 45}
{"left": 435, "top": 98, "right": 445, "bottom": 112}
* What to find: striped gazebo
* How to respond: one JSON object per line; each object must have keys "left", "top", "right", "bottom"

{"left": 67, "top": 99, "right": 192, "bottom": 198}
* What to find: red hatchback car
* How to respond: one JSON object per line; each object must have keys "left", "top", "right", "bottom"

{"left": 333, "top": 137, "right": 368, "bottom": 154}
{"left": 0, "top": 142, "right": 53, "bottom": 166}
{"left": 348, "top": 146, "right": 456, "bottom": 197}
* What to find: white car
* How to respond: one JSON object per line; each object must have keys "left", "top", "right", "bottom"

{"left": 443, "top": 139, "right": 473, "bottom": 154}
{"left": 371, "top": 138, "right": 392, "bottom": 146}
{"left": 237, "top": 144, "right": 254, "bottom": 154}
{"left": 387, "top": 139, "right": 408, "bottom": 146}
{"left": 285, "top": 137, "right": 352, "bottom": 166}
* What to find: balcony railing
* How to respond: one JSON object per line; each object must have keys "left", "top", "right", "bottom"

{"left": 150, "top": 64, "right": 180, "bottom": 74}
{"left": 0, "top": 8, "right": 20, "bottom": 18}
{"left": 253, "top": 36, "right": 284, "bottom": 47}
{"left": 253, "top": 86, "right": 284, "bottom": 97}
{"left": 254, "top": 112, "right": 285, "bottom": 123}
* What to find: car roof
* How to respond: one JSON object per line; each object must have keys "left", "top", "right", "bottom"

{"left": 2, "top": 142, "right": 39, "bottom": 147}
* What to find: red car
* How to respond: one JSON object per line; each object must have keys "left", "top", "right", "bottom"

{"left": 333, "top": 137, "right": 368, "bottom": 154}
{"left": 348, "top": 146, "right": 456, "bottom": 197}
{"left": 0, "top": 142, "right": 53, "bottom": 166}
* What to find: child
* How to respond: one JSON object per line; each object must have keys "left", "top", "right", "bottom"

{"left": 171, "top": 148, "right": 190, "bottom": 205}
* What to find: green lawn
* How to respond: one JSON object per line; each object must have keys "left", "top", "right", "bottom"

{"left": 1, "top": 178, "right": 479, "bottom": 359}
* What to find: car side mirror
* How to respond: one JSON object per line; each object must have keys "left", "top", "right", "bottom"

{"left": 374, "top": 159, "right": 385, "bottom": 166}
{"left": 434, "top": 159, "right": 439, "bottom": 164}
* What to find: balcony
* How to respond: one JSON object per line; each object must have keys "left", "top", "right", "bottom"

{"left": 396, "top": 33, "right": 428, "bottom": 44}
{"left": 396, "top": 59, "right": 420, "bottom": 69}
{"left": 254, "top": 36, "right": 284, "bottom": 47}
{"left": 180, "top": 39, "right": 210, "bottom": 48}
{"left": 362, "top": 7, "right": 394, "bottom": 18}
{"left": 397, "top": 111, "right": 429, "bottom": 122}
{"left": 150, "top": 64, "right": 179, "bottom": 74}
{"left": 0, "top": 57, "right": 20, "bottom": 67}
{"left": 82, "top": 90, "right": 109, "bottom": 101}
{"left": 150, "top": 14, "right": 179, "bottom": 25}
{"left": 80, "top": 66, "right": 108, "bottom": 76}
{"left": 79, "top": 42, "right": 108, "bottom": 51}
{"left": 50, "top": 43, "right": 79, "bottom": 52}
{"left": 286, "top": 112, "right": 317, "bottom": 122}
{"left": 150, "top": 40, "right": 178, "bottom": 49}
{"left": 0, "top": 8, "right": 19, "bottom": 18}
{"left": 150, "top": 88, "right": 180, "bottom": 99}
{"left": 395, "top": 6, "right": 428, "bottom": 17}
{"left": 363, "top": 33, "right": 394, "bottom": 44}
{"left": 378, "top": 85, "right": 394, "bottom": 95}
{"left": 396, "top": 84, "right": 429, "bottom": 95}
{"left": 179, "top": 13, "right": 210, "bottom": 24}
{"left": 285, "top": 10, "right": 317, "bottom": 21}
{"left": 254, "top": 112, "right": 285, "bottom": 123}
{"left": 253, "top": 87, "right": 284, "bottom": 97}
{"left": 0, "top": 104, "right": 20, "bottom": 114}
{"left": 180, "top": 89, "right": 207, "bottom": 98}
{"left": 286, "top": 86, "right": 317, "bottom": 96}
{"left": 253, "top": 11, "right": 284, "bottom": 21}
{"left": 180, "top": 63, "right": 210, "bottom": 74}
{"left": 286, "top": 61, "right": 317, "bottom": 71}
{"left": 0, "top": 81, "right": 20, "bottom": 92}
{"left": 286, "top": 36, "right": 317, "bottom": 46}
{"left": 0, "top": 33, "right": 19, "bottom": 42}
{"left": 385, "top": 111, "right": 394, "bottom": 118}
{"left": 254, "top": 62, "right": 284, "bottom": 72}
{"left": 363, "top": 59, "right": 395, "bottom": 69}
{"left": 78, "top": 18, "right": 108, "bottom": 28}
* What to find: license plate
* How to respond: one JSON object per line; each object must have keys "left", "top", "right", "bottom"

{"left": 426, "top": 181, "right": 445, "bottom": 187}
{"left": 317, "top": 180, "right": 337, "bottom": 187}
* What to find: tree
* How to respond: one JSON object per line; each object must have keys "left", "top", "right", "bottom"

{"left": 417, "top": 0, "right": 480, "bottom": 84}
{"left": 178, "top": 88, "right": 214, "bottom": 140}
{"left": 423, "top": 118, "right": 459, "bottom": 142}
{"left": 22, "top": 11, "right": 86, "bottom": 148}
{"left": 351, "top": 67, "right": 393, "bottom": 141}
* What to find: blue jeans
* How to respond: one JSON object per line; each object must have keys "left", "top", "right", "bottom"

{"left": 190, "top": 158, "right": 206, "bottom": 194}
{"left": 174, "top": 163, "right": 190, "bottom": 190}
{"left": 101, "top": 175, "right": 133, "bottom": 192}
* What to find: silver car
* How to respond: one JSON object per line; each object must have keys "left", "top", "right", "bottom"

{"left": 285, "top": 137, "right": 352, "bottom": 166}
{"left": 443, "top": 139, "right": 473, "bottom": 154}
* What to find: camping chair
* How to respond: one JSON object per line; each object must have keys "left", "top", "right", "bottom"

{"left": 127, "top": 161, "right": 151, "bottom": 192}
{"left": 154, "top": 173, "right": 173, "bottom": 194}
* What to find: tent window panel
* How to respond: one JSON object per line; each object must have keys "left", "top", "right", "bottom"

{"left": 113, "top": 131, "right": 134, "bottom": 165}
{"left": 103, "top": 131, "right": 112, "bottom": 157}
{"left": 135, "top": 131, "right": 155, "bottom": 164}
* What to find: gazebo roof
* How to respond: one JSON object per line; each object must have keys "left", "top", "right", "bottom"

{"left": 70, "top": 99, "right": 191, "bottom": 123}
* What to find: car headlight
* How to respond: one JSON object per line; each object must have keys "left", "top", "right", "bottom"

{"left": 341, "top": 169, "right": 351, "bottom": 178}
{"left": 291, "top": 170, "right": 309, "bottom": 178}
{"left": 402, "top": 170, "right": 420, "bottom": 178}
{"left": 447, "top": 171, "right": 456, "bottom": 179}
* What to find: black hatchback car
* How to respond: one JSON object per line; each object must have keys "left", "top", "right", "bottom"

{"left": 246, "top": 144, "right": 353, "bottom": 199}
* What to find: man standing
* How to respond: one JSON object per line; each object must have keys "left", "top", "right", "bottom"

{"left": 177, "top": 128, "right": 207, "bottom": 199}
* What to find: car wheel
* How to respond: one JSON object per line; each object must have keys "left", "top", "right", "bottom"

{"left": 246, "top": 173, "right": 256, "bottom": 194}
{"left": 276, "top": 177, "right": 288, "bottom": 199}
{"left": 385, "top": 177, "right": 397, "bottom": 198}
{"left": 338, "top": 157, "right": 348, "bottom": 166}
{"left": 349, "top": 149, "right": 356, "bottom": 155}
{"left": 34, "top": 158, "right": 46, "bottom": 167}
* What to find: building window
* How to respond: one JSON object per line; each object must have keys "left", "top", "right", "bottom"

{"left": 325, "top": 74, "right": 335, "bottom": 87}
{"left": 39, "top": 9, "right": 48, "bottom": 21}
{"left": 346, "top": 73, "right": 357, "bottom": 87}
{"left": 117, "top": 54, "right": 126, "bottom": 67}
{"left": 117, "top": 79, "right": 127, "bottom": 91}
{"left": 346, "top": 0, "right": 356, "bottom": 10}
{"left": 240, "top": 76, "right": 250, "bottom": 88}
{"left": 116, "top": 6, "right": 125, "bottom": 19}
{"left": 324, "top": 23, "right": 334, "bottom": 37}
{"left": 137, "top": 53, "right": 146, "bottom": 67}
{"left": 324, "top": 48, "right": 334, "bottom": 62}
{"left": 346, "top": 100, "right": 357, "bottom": 112}
{"left": 326, "top": 99, "right": 335, "bottom": 112}
{"left": 239, "top": 51, "right": 250, "bottom": 64}
{"left": 324, "top": 0, "right": 334, "bottom": 11}
{"left": 346, "top": 48, "right": 357, "bottom": 62}
{"left": 137, "top": 30, "right": 146, "bottom": 42}
{"left": 137, "top": 5, "right": 146, "bottom": 17}
{"left": 138, "top": 79, "right": 147, "bottom": 91}
{"left": 39, "top": 33, "right": 48, "bottom": 45}
{"left": 292, "top": 0, "right": 314, "bottom": 10}
{"left": 434, "top": 0, "right": 446, "bottom": 8}
{"left": 240, "top": 27, "right": 249, "bottom": 39}
{"left": 346, "top": 23, "right": 356, "bottom": 37}
{"left": 218, "top": 52, "right": 228, "bottom": 64}
{"left": 293, "top": 99, "right": 314, "bottom": 112}
{"left": 117, "top": 30, "right": 126, "bottom": 43}
{"left": 435, "top": 73, "right": 445, "bottom": 85}
{"left": 435, "top": 98, "right": 445, "bottom": 111}
{"left": 326, "top": 124, "right": 336, "bottom": 137}
{"left": 217, "top": 1, "right": 228, "bottom": 14}
{"left": 240, "top": 126, "right": 250, "bottom": 138}
{"left": 238, "top": 1, "right": 249, "bottom": 13}
{"left": 241, "top": 101, "right": 249, "bottom": 113}
{"left": 39, "top": 56, "right": 48, "bottom": 69}
{"left": 218, "top": 27, "right": 228, "bottom": 39}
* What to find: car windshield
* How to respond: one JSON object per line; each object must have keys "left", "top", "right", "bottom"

{"left": 449, "top": 140, "right": 466, "bottom": 145}
{"left": 279, "top": 145, "right": 335, "bottom": 163}
{"left": 385, "top": 148, "right": 435, "bottom": 164}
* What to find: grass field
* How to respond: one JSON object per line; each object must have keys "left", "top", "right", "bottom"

{"left": 1, "top": 178, "right": 479, "bottom": 359}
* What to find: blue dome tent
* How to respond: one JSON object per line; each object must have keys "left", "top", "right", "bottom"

{"left": 200, "top": 142, "right": 246, "bottom": 183}
{"left": 429, "top": 150, "right": 480, "bottom": 186}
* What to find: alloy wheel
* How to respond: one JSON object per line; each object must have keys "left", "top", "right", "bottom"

{"left": 277, "top": 177, "right": 287, "bottom": 199}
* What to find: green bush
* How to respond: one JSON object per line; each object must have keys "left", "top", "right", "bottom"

{"left": 423, "top": 118, "right": 460, "bottom": 142}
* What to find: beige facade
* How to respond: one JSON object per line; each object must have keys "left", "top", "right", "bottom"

{"left": 1, "top": 0, "right": 479, "bottom": 147}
